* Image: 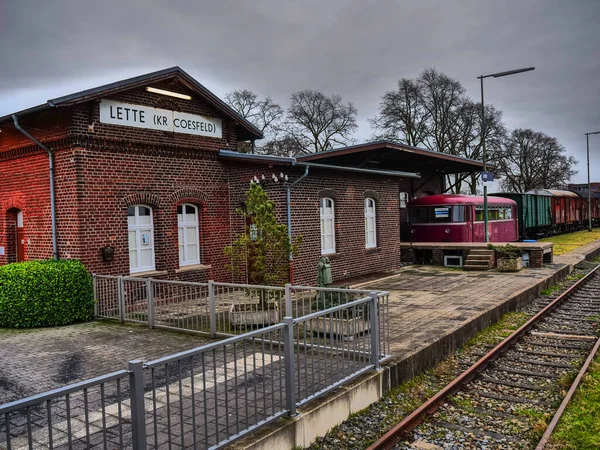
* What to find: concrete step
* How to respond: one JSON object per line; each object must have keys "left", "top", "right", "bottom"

{"left": 463, "top": 264, "right": 490, "bottom": 271}
{"left": 467, "top": 255, "right": 492, "bottom": 261}
{"left": 464, "top": 259, "right": 490, "bottom": 267}
{"left": 469, "top": 249, "right": 494, "bottom": 255}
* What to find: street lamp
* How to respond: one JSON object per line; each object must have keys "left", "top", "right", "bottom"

{"left": 478, "top": 66, "right": 535, "bottom": 242}
{"left": 586, "top": 131, "right": 600, "bottom": 231}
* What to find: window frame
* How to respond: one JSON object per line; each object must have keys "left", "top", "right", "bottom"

{"left": 320, "top": 197, "right": 336, "bottom": 255}
{"left": 128, "top": 204, "right": 155, "bottom": 274}
{"left": 399, "top": 192, "right": 409, "bottom": 209}
{"left": 178, "top": 203, "right": 201, "bottom": 267}
{"left": 364, "top": 198, "right": 377, "bottom": 249}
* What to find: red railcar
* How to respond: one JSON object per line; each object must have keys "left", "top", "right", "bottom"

{"left": 408, "top": 194, "right": 518, "bottom": 242}
{"left": 527, "top": 189, "right": 581, "bottom": 231}
{"left": 572, "top": 189, "right": 600, "bottom": 227}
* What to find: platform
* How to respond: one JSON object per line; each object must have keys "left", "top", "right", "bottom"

{"left": 233, "top": 239, "right": 600, "bottom": 450}
{"left": 400, "top": 241, "right": 553, "bottom": 268}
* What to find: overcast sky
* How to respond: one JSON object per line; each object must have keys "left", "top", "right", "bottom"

{"left": 1, "top": 0, "right": 599, "bottom": 183}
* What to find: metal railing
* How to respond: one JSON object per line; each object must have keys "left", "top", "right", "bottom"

{"left": 94, "top": 276, "right": 386, "bottom": 337}
{"left": 0, "top": 368, "right": 133, "bottom": 450}
{"left": 3, "top": 287, "right": 390, "bottom": 450}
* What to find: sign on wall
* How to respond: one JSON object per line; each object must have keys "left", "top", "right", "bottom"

{"left": 99, "top": 100, "right": 222, "bottom": 138}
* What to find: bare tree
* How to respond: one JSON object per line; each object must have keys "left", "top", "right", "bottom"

{"left": 371, "top": 68, "right": 507, "bottom": 194}
{"left": 370, "top": 78, "right": 430, "bottom": 146}
{"left": 224, "top": 89, "right": 284, "bottom": 153}
{"left": 497, "top": 128, "right": 577, "bottom": 192}
{"left": 284, "top": 90, "right": 358, "bottom": 154}
{"left": 446, "top": 102, "right": 506, "bottom": 194}
{"left": 418, "top": 68, "right": 466, "bottom": 154}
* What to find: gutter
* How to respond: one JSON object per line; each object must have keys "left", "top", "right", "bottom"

{"left": 12, "top": 115, "right": 58, "bottom": 260}
{"left": 295, "top": 161, "right": 420, "bottom": 178}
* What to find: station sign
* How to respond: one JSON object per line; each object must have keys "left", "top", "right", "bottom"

{"left": 99, "top": 100, "right": 222, "bottom": 138}
{"left": 481, "top": 171, "right": 494, "bottom": 182}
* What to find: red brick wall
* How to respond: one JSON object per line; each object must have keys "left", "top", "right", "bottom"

{"left": 0, "top": 81, "right": 445, "bottom": 286}
{"left": 285, "top": 168, "right": 403, "bottom": 285}
{"left": 0, "top": 151, "right": 54, "bottom": 264}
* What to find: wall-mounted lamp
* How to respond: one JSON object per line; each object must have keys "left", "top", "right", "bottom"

{"left": 146, "top": 87, "right": 192, "bottom": 100}
{"left": 100, "top": 246, "right": 115, "bottom": 262}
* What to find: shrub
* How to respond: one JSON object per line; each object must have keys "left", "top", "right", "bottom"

{"left": 493, "top": 244, "right": 522, "bottom": 259}
{"left": 0, "top": 260, "right": 94, "bottom": 328}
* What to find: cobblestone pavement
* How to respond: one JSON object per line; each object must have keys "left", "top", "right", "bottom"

{"left": 0, "top": 321, "right": 212, "bottom": 404}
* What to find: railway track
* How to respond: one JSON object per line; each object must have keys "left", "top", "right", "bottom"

{"left": 369, "top": 264, "right": 600, "bottom": 450}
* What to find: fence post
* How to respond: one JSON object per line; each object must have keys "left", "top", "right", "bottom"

{"left": 283, "top": 316, "right": 297, "bottom": 416}
{"left": 128, "top": 360, "right": 147, "bottom": 450}
{"left": 147, "top": 278, "right": 154, "bottom": 329}
{"left": 118, "top": 276, "right": 125, "bottom": 324}
{"left": 208, "top": 280, "right": 216, "bottom": 337}
{"left": 285, "top": 283, "right": 292, "bottom": 317}
{"left": 369, "top": 292, "right": 380, "bottom": 370}
{"left": 93, "top": 274, "right": 98, "bottom": 317}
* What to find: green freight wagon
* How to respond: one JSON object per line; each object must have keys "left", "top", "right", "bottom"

{"left": 490, "top": 191, "right": 552, "bottom": 239}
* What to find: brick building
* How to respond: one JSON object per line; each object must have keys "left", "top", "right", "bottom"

{"left": 0, "top": 67, "right": 484, "bottom": 284}
{"left": 568, "top": 182, "right": 600, "bottom": 193}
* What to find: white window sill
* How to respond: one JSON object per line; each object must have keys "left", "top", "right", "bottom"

{"left": 129, "top": 270, "right": 168, "bottom": 278}
{"left": 175, "top": 264, "right": 212, "bottom": 273}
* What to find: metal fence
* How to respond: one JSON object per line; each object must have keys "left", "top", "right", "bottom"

{"left": 2, "top": 286, "right": 390, "bottom": 450}
{"left": 94, "top": 276, "right": 386, "bottom": 339}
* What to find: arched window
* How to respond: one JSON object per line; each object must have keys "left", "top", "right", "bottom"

{"left": 364, "top": 198, "right": 377, "bottom": 248}
{"left": 128, "top": 205, "right": 155, "bottom": 273}
{"left": 320, "top": 198, "right": 335, "bottom": 255}
{"left": 178, "top": 203, "right": 200, "bottom": 266}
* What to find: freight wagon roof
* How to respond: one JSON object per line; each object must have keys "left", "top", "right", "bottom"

{"left": 408, "top": 194, "right": 516, "bottom": 206}
{"left": 526, "top": 189, "right": 579, "bottom": 198}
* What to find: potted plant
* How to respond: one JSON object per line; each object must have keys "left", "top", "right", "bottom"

{"left": 309, "top": 289, "right": 371, "bottom": 340}
{"left": 225, "top": 183, "right": 302, "bottom": 328}
{"left": 493, "top": 244, "right": 523, "bottom": 272}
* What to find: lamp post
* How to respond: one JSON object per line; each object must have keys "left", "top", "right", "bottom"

{"left": 478, "top": 67, "right": 535, "bottom": 242}
{"left": 586, "top": 131, "right": 600, "bottom": 231}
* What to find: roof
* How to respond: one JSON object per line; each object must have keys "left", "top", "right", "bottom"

{"left": 0, "top": 67, "right": 262, "bottom": 141}
{"left": 296, "top": 141, "right": 489, "bottom": 174}
{"left": 526, "top": 189, "right": 579, "bottom": 198}
{"left": 408, "top": 194, "right": 516, "bottom": 206}
{"left": 217, "top": 149, "right": 421, "bottom": 178}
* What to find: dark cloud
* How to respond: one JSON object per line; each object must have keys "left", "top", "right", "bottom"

{"left": 1, "top": 0, "right": 599, "bottom": 182}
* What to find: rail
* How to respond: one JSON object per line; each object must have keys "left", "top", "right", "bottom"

{"left": 369, "top": 263, "right": 600, "bottom": 450}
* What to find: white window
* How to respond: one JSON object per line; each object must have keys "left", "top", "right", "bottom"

{"left": 128, "top": 205, "right": 155, "bottom": 273}
{"left": 320, "top": 198, "right": 335, "bottom": 255}
{"left": 400, "top": 192, "right": 409, "bottom": 209}
{"left": 178, "top": 204, "right": 200, "bottom": 266}
{"left": 364, "top": 198, "right": 377, "bottom": 248}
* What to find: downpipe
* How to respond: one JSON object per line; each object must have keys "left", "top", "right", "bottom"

{"left": 286, "top": 165, "right": 310, "bottom": 283}
{"left": 12, "top": 114, "right": 58, "bottom": 260}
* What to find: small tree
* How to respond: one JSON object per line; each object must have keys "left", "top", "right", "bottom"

{"left": 225, "top": 183, "right": 302, "bottom": 289}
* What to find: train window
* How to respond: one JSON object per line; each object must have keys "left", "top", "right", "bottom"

{"left": 475, "top": 207, "right": 483, "bottom": 221}
{"left": 452, "top": 206, "right": 465, "bottom": 222}
{"left": 409, "top": 206, "right": 452, "bottom": 223}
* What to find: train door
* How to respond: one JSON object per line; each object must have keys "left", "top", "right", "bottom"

{"left": 16, "top": 211, "right": 25, "bottom": 262}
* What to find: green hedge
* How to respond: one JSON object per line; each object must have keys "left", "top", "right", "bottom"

{"left": 0, "top": 260, "right": 94, "bottom": 328}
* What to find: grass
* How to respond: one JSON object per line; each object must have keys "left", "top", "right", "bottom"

{"left": 540, "top": 228, "right": 600, "bottom": 255}
{"left": 548, "top": 356, "right": 600, "bottom": 449}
